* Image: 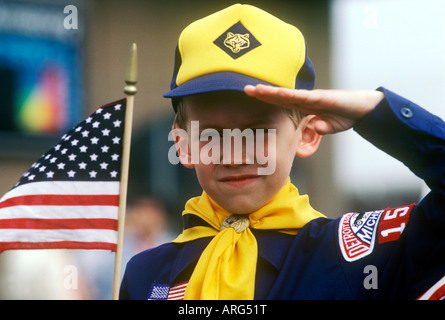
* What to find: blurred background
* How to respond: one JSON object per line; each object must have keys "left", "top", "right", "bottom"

{"left": 0, "top": 0, "right": 443, "bottom": 299}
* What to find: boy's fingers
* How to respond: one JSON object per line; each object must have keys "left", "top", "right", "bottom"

{"left": 245, "top": 84, "right": 306, "bottom": 100}
{"left": 244, "top": 84, "right": 308, "bottom": 109}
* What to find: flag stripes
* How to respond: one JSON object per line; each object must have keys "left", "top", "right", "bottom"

{"left": 167, "top": 281, "right": 188, "bottom": 300}
{"left": 0, "top": 194, "right": 119, "bottom": 208}
{"left": 0, "top": 99, "right": 126, "bottom": 252}
{"left": 0, "top": 218, "right": 118, "bottom": 230}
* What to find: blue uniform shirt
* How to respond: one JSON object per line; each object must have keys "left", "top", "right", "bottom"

{"left": 120, "top": 88, "right": 445, "bottom": 300}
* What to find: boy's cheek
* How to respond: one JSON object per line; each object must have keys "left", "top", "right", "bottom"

{"left": 256, "top": 131, "right": 277, "bottom": 175}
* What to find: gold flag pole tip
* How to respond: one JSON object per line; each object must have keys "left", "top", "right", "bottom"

{"left": 124, "top": 43, "right": 138, "bottom": 96}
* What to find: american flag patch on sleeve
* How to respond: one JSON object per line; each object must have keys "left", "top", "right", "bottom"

{"left": 167, "top": 281, "right": 188, "bottom": 300}
{"left": 147, "top": 281, "right": 188, "bottom": 300}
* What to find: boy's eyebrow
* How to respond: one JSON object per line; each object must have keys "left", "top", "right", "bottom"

{"left": 197, "top": 113, "right": 280, "bottom": 130}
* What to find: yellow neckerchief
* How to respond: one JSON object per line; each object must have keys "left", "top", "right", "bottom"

{"left": 172, "top": 178, "right": 325, "bottom": 300}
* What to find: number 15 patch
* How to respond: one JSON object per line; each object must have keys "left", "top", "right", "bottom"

{"left": 339, "top": 204, "right": 416, "bottom": 262}
{"left": 378, "top": 204, "right": 415, "bottom": 244}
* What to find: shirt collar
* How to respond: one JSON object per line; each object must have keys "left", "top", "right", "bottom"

{"left": 169, "top": 230, "right": 294, "bottom": 283}
{"left": 253, "top": 229, "right": 294, "bottom": 270}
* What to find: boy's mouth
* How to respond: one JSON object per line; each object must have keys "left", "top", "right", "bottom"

{"left": 219, "top": 174, "right": 260, "bottom": 187}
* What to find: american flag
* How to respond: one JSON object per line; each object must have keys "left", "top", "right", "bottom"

{"left": 167, "top": 281, "right": 188, "bottom": 300}
{"left": 148, "top": 281, "right": 188, "bottom": 300}
{"left": 0, "top": 99, "right": 126, "bottom": 251}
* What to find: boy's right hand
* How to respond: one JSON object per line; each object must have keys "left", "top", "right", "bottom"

{"left": 244, "top": 84, "right": 384, "bottom": 135}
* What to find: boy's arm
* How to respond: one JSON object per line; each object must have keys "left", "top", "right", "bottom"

{"left": 245, "top": 84, "right": 445, "bottom": 193}
{"left": 246, "top": 84, "right": 445, "bottom": 298}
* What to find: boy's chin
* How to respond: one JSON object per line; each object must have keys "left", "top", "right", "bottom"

{"left": 219, "top": 201, "right": 263, "bottom": 215}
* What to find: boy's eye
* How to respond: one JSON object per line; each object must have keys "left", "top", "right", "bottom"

{"left": 199, "top": 129, "right": 222, "bottom": 140}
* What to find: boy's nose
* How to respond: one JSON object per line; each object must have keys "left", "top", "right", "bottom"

{"left": 221, "top": 136, "right": 256, "bottom": 166}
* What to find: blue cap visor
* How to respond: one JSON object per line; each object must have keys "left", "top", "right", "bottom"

{"left": 163, "top": 71, "right": 274, "bottom": 98}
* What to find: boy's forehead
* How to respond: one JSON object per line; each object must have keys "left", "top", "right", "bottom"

{"left": 183, "top": 91, "right": 281, "bottom": 117}
{"left": 182, "top": 91, "right": 285, "bottom": 129}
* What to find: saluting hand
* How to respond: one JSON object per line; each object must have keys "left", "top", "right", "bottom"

{"left": 244, "top": 84, "right": 384, "bottom": 135}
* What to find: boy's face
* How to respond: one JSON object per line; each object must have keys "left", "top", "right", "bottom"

{"left": 178, "top": 91, "right": 307, "bottom": 214}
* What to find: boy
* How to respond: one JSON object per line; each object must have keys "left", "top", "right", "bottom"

{"left": 120, "top": 4, "right": 445, "bottom": 299}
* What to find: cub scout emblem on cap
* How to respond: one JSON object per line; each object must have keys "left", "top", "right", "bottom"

{"left": 224, "top": 32, "right": 250, "bottom": 53}
{"left": 214, "top": 21, "right": 261, "bottom": 59}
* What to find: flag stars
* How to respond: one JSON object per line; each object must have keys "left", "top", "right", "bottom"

{"left": 112, "top": 136, "right": 121, "bottom": 144}
{"left": 12, "top": 101, "right": 124, "bottom": 186}
{"left": 101, "top": 145, "right": 110, "bottom": 153}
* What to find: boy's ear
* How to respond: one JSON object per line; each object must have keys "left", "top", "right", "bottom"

{"left": 295, "top": 115, "right": 322, "bottom": 158}
{"left": 172, "top": 125, "right": 195, "bottom": 169}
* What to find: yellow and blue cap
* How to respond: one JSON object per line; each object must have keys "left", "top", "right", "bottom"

{"left": 163, "top": 4, "right": 315, "bottom": 110}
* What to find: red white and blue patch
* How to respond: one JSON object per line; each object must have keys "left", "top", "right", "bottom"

{"left": 378, "top": 204, "right": 414, "bottom": 244}
{"left": 147, "top": 281, "right": 188, "bottom": 300}
{"left": 339, "top": 204, "right": 415, "bottom": 262}
{"left": 339, "top": 210, "right": 382, "bottom": 262}
{"left": 167, "top": 281, "right": 188, "bottom": 300}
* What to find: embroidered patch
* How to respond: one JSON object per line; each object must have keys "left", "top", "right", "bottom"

{"left": 147, "top": 281, "right": 189, "bottom": 300}
{"left": 213, "top": 21, "right": 261, "bottom": 59}
{"left": 167, "top": 281, "right": 188, "bottom": 300}
{"left": 339, "top": 210, "right": 382, "bottom": 262}
{"left": 378, "top": 204, "right": 414, "bottom": 244}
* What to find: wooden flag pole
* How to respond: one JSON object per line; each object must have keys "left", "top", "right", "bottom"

{"left": 112, "top": 43, "right": 137, "bottom": 300}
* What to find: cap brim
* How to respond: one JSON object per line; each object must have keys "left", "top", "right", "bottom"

{"left": 163, "top": 71, "right": 274, "bottom": 98}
